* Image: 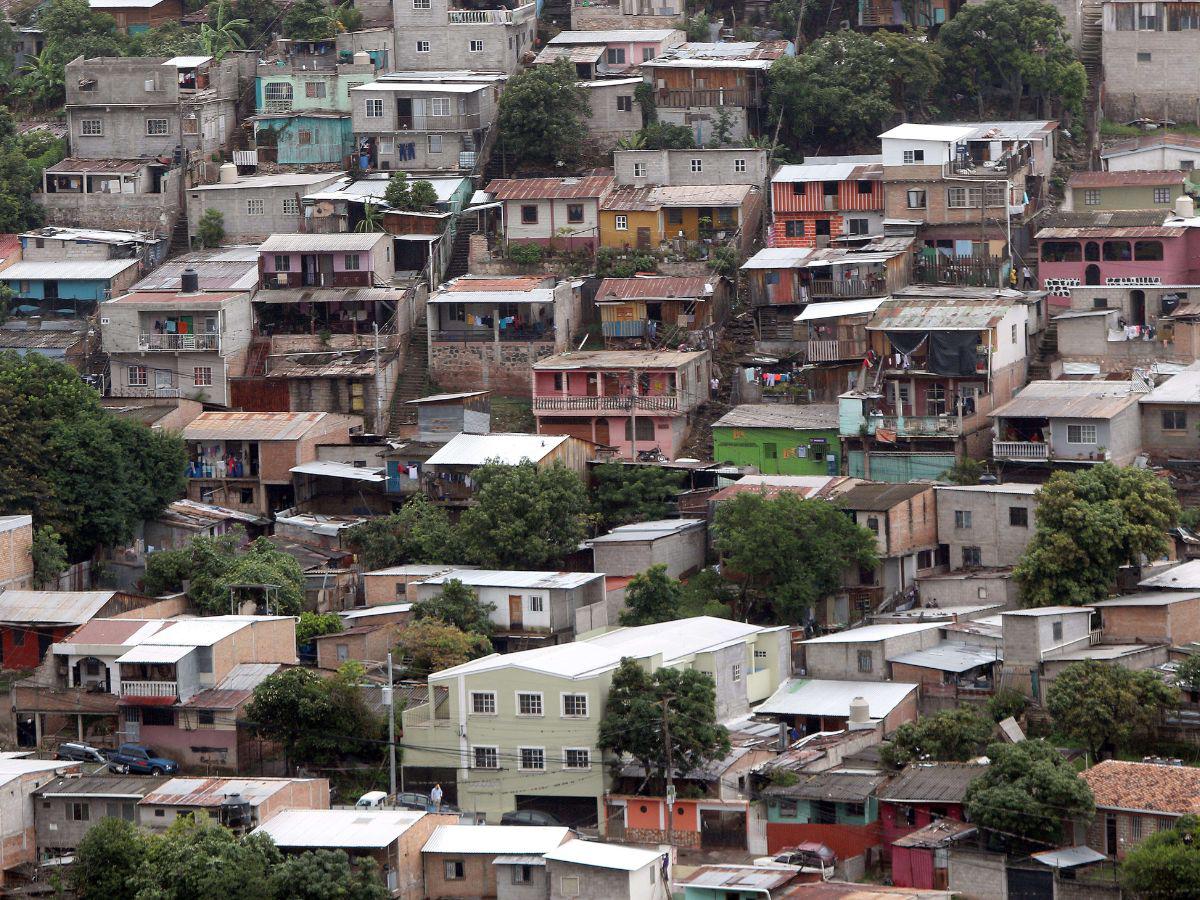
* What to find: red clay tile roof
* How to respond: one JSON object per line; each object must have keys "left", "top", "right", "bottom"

{"left": 1081, "top": 760, "right": 1200, "bottom": 814}
{"left": 1068, "top": 170, "right": 1186, "bottom": 187}
{"left": 485, "top": 175, "right": 614, "bottom": 200}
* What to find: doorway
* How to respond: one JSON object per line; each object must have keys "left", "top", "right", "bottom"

{"left": 1085, "top": 264, "right": 1101, "bottom": 286}
{"left": 1130, "top": 289, "right": 1146, "bottom": 326}
{"left": 508, "top": 595, "right": 523, "bottom": 630}
{"left": 396, "top": 97, "right": 413, "bottom": 130}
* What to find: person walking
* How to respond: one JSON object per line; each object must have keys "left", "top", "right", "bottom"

{"left": 710, "top": 375, "right": 720, "bottom": 400}
{"left": 430, "top": 783, "right": 443, "bottom": 812}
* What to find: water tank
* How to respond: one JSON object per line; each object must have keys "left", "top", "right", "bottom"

{"left": 181, "top": 268, "right": 200, "bottom": 294}
{"left": 219, "top": 162, "right": 238, "bottom": 184}
{"left": 1176, "top": 195, "right": 1195, "bottom": 219}
{"left": 849, "top": 696, "right": 870, "bottom": 724}
{"left": 353, "top": 51, "right": 371, "bottom": 66}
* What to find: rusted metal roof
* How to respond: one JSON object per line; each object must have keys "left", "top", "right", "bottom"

{"left": 266, "top": 348, "right": 396, "bottom": 378}
{"left": 1036, "top": 225, "right": 1186, "bottom": 239}
{"left": 595, "top": 276, "right": 712, "bottom": 301}
{"left": 600, "top": 185, "right": 657, "bottom": 211}
{"left": 1068, "top": 170, "right": 1185, "bottom": 187}
{"left": 866, "top": 298, "right": 1013, "bottom": 331}
{"left": 1102, "top": 132, "right": 1200, "bottom": 158}
{"left": 259, "top": 233, "right": 387, "bottom": 253}
{"left": 989, "top": 379, "right": 1139, "bottom": 420}
{"left": 182, "top": 411, "right": 340, "bottom": 442}
{"left": 533, "top": 44, "right": 605, "bottom": 64}
{"left": 142, "top": 776, "right": 305, "bottom": 808}
{"left": 714, "top": 403, "right": 838, "bottom": 430}
{"left": 45, "top": 157, "right": 149, "bottom": 174}
{"left": 485, "top": 175, "right": 614, "bottom": 200}
{"left": 0, "top": 328, "right": 86, "bottom": 350}
{"left": 444, "top": 276, "right": 548, "bottom": 292}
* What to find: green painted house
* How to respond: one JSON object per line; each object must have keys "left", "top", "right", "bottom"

{"left": 1065, "top": 170, "right": 1189, "bottom": 212}
{"left": 713, "top": 404, "right": 840, "bottom": 476}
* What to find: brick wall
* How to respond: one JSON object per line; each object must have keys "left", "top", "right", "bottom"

{"left": 430, "top": 342, "right": 558, "bottom": 396}
{"left": 424, "top": 851, "right": 496, "bottom": 899}
{"left": 0, "top": 518, "right": 33, "bottom": 590}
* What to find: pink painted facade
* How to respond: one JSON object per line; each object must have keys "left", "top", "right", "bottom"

{"left": 1037, "top": 227, "right": 1199, "bottom": 306}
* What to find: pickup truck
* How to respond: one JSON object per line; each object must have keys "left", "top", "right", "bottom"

{"left": 109, "top": 743, "right": 178, "bottom": 776}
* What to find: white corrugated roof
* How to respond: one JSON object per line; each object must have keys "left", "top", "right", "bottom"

{"left": 340, "top": 603, "right": 413, "bottom": 620}
{"left": 803, "top": 622, "right": 942, "bottom": 644}
{"left": 259, "top": 233, "right": 385, "bottom": 252}
{"left": 290, "top": 461, "right": 386, "bottom": 483}
{"left": 1092, "top": 590, "right": 1200, "bottom": 607}
{"left": 419, "top": 569, "right": 604, "bottom": 589}
{"left": 189, "top": 172, "right": 341, "bottom": 192}
{"left": 754, "top": 678, "right": 919, "bottom": 718}
{"left": 794, "top": 297, "right": 885, "bottom": 322}
{"left": 422, "top": 825, "right": 571, "bottom": 855}
{"left": 772, "top": 161, "right": 878, "bottom": 183}
{"left": 140, "top": 616, "right": 285, "bottom": 647}
{"left": 116, "top": 643, "right": 194, "bottom": 664}
{"left": 880, "top": 123, "right": 976, "bottom": 143}
{"left": 542, "top": 839, "right": 662, "bottom": 871}
{"left": 0, "top": 591, "right": 117, "bottom": 625}
{"left": 163, "top": 55, "right": 213, "bottom": 67}
{"left": 1141, "top": 361, "right": 1200, "bottom": 404}
{"left": 887, "top": 642, "right": 1000, "bottom": 673}
{"left": 351, "top": 81, "right": 492, "bottom": 94}
{"left": 741, "top": 247, "right": 812, "bottom": 270}
{"left": 2, "top": 259, "right": 139, "bottom": 281}
{"left": 253, "top": 809, "right": 428, "bottom": 848}
{"left": 425, "top": 433, "right": 570, "bottom": 466}
{"left": 549, "top": 28, "right": 678, "bottom": 42}
{"left": 1139, "top": 560, "right": 1200, "bottom": 590}
{"left": 588, "top": 519, "right": 704, "bottom": 544}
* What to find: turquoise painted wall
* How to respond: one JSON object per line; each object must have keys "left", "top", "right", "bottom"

{"left": 847, "top": 451, "right": 957, "bottom": 482}
{"left": 2, "top": 277, "right": 114, "bottom": 303}
{"left": 713, "top": 425, "right": 840, "bottom": 476}
{"left": 765, "top": 796, "right": 877, "bottom": 825}
{"left": 255, "top": 70, "right": 360, "bottom": 114}
{"left": 255, "top": 115, "right": 353, "bottom": 165}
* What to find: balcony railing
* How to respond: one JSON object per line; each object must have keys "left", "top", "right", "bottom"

{"left": 992, "top": 440, "right": 1049, "bottom": 460}
{"left": 448, "top": 7, "right": 518, "bottom": 22}
{"left": 655, "top": 88, "right": 754, "bottom": 109}
{"left": 139, "top": 332, "right": 220, "bottom": 351}
{"left": 121, "top": 681, "right": 179, "bottom": 698}
{"left": 869, "top": 415, "right": 963, "bottom": 438}
{"left": 808, "top": 278, "right": 888, "bottom": 299}
{"left": 533, "top": 394, "right": 681, "bottom": 412}
{"left": 801, "top": 339, "right": 867, "bottom": 362}
{"left": 116, "top": 386, "right": 181, "bottom": 399}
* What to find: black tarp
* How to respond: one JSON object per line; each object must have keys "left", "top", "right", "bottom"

{"left": 929, "top": 331, "right": 982, "bottom": 377}
{"left": 884, "top": 331, "right": 926, "bottom": 356}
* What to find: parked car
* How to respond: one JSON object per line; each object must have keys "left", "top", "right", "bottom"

{"left": 54, "top": 742, "right": 107, "bottom": 764}
{"left": 501, "top": 809, "right": 564, "bottom": 827}
{"left": 356, "top": 790, "right": 388, "bottom": 809}
{"left": 754, "top": 842, "right": 836, "bottom": 873}
{"left": 109, "top": 743, "right": 178, "bottom": 775}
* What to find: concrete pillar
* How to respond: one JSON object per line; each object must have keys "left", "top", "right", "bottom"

{"left": 77, "top": 714, "right": 84, "bottom": 742}
{"left": 33, "top": 714, "right": 42, "bottom": 747}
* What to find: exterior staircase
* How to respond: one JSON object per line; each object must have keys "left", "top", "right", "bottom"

{"left": 1027, "top": 320, "right": 1058, "bottom": 381}
{"left": 1080, "top": 0, "right": 1104, "bottom": 165}
{"left": 386, "top": 317, "right": 430, "bottom": 436}
{"left": 169, "top": 211, "right": 190, "bottom": 255}
{"left": 445, "top": 218, "right": 477, "bottom": 281}
{"left": 244, "top": 339, "right": 271, "bottom": 378}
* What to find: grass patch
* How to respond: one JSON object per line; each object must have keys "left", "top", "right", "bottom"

{"left": 490, "top": 396, "right": 535, "bottom": 432}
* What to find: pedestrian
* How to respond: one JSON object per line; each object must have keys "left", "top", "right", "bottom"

{"left": 430, "top": 783, "right": 443, "bottom": 812}
{"left": 1021, "top": 264, "right": 1035, "bottom": 289}
{"left": 710, "top": 375, "right": 720, "bottom": 400}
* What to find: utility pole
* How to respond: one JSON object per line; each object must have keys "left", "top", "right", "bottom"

{"left": 629, "top": 367, "right": 639, "bottom": 459}
{"left": 386, "top": 652, "right": 397, "bottom": 800}
{"left": 661, "top": 695, "right": 675, "bottom": 850}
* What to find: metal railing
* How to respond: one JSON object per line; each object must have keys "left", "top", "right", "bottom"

{"left": 139, "top": 332, "right": 220, "bottom": 351}
{"left": 655, "top": 88, "right": 753, "bottom": 109}
{"left": 992, "top": 441, "right": 1049, "bottom": 460}
{"left": 121, "top": 681, "right": 179, "bottom": 698}
{"left": 871, "top": 415, "right": 962, "bottom": 437}
{"left": 532, "top": 394, "right": 680, "bottom": 411}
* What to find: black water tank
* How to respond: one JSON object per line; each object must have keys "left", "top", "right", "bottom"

{"left": 181, "top": 267, "right": 199, "bottom": 293}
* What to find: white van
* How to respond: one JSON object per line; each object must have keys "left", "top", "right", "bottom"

{"left": 356, "top": 790, "right": 388, "bottom": 809}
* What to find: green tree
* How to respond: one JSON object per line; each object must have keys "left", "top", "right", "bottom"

{"left": 231, "top": 0, "right": 281, "bottom": 49}
{"left": 296, "top": 611, "right": 343, "bottom": 646}
{"left": 408, "top": 179, "right": 439, "bottom": 210}
{"left": 1175, "top": 654, "right": 1200, "bottom": 692}
{"left": 939, "top": 457, "right": 985, "bottom": 485}
{"left": 197, "top": 208, "right": 225, "bottom": 248}
{"left": 1120, "top": 814, "right": 1200, "bottom": 899}
{"left": 131, "top": 816, "right": 280, "bottom": 900}
{"left": 1045, "top": 660, "right": 1178, "bottom": 760}
{"left": 986, "top": 686, "right": 1028, "bottom": 723}
{"left": 712, "top": 491, "right": 877, "bottom": 621}
{"left": 938, "top": 0, "right": 1086, "bottom": 118}
{"left": 345, "top": 495, "right": 457, "bottom": 570}
{"left": 394, "top": 619, "right": 492, "bottom": 676}
{"left": 414, "top": 578, "right": 495, "bottom": 636}
{"left": 269, "top": 850, "right": 390, "bottom": 900}
{"left": 127, "top": 22, "right": 206, "bottom": 56}
{"left": 682, "top": 11, "right": 710, "bottom": 40}
{"left": 382, "top": 171, "right": 412, "bottom": 209}
{"left": 458, "top": 461, "right": 589, "bottom": 569}
{"left": 34, "top": 0, "right": 124, "bottom": 65}
{"left": 881, "top": 707, "right": 994, "bottom": 768}
{"left": 71, "top": 817, "right": 149, "bottom": 900}
{"left": 964, "top": 739, "right": 1094, "bottom": 844}
{"left": 677, "top": 568, "right": 735, "bottom": 619}
{"left": 619, "top": 564, "right": 684, "bottom": 626}
{"left": 631, "top": 121, "right": 695, "bottom": 150}
{"left": 591, "top": 462, "right": 684, "bottom": 530}
{"left": 710, "top": 106, "right": 734, "bottom": 147}
{"left": 17, "top": 48, "right": 65, "bottom": 108}
{"left": 282, "top": 0, "right": 332, "bottom": 39}
{"left": 1015, "top": 464, "right": 1180, "bottom": 607}
{"left": 199, "top": 0, "right": 248, "bottom": 58}
{"left": 496, "top": 59, "right": 591, "bottom": 169}
{"left": 31, "top": 525, "right": 67, "bottom": 588}
{"left": 598, "top": 658, "right": 731, "bottom": 788}
{"left": 0, "top": 115, "right": 65, "bottom": 232}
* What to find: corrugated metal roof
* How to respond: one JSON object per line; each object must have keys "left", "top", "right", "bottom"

{"left": 877, "top": 763, "right": 989, "bottom": 803}
{"left": 677, "top": 866, "right": 802, "bottom": 890}
{"left": 46, "top": 157, "right": 148, "bottom": 174}
{"left": 533, "top": 349, "right": 708, "bottom": 370}
{"left": 267, "top": 348, "right": 396, "bottom": 379}
{"left": 865, "top": 298, "right": 1013, "bottom": 332}
{"left": 0, "top": 328, "right": 86, "bottom": 350}
{"left": 753, "top": 678, "right": 919, "bottom": 717}
{"left": 350, "top": 81, "right": 492, "bottom": 94}
{"left": 549, "top": 28, "right": 678, "bottom": 42}
{"left": 589, "top": 519, "right": 704, "bottom": 543}
{"left": 651, "top": 184, "right": 752, "bottom": 208}
{"left": 492, "top": 855, "right": 547, "bottom": 866}
{"left": 130, "top": 247, "right": 261, "bottom": 293}
{"left": 1031, "top": 846, "right": 1107, "bottom": 869}
{"left": 880, "top": 123, "right": 976, "bottom": 143}
{"left": 183, "top": 411, "right": 339, "bottom": 442}
{"left": 428, "top": 289, "right": 555, "bottom": 305}
{"left": 600, "top": 185, "right": 658, "bottom": 212}
{"left": 256, "top": 287, "right": 402, "bottom": 305}
{"left": 534, "top": 44, "right": 605, "bottom": 64}
{"left": 146, "top": 776, "right": 313, "bottom": 808}
{"left": 163, "top": 55, "right": 212, "bottom": 67}
{"left": 445, "top": 276, "right": 548, "bottom": 292}
{"left": 291, "top": 461, "right": 386, "bottom": 482}
{"left": 542, "top": 839, "right": 661, "bottom": 871}
{"left": 108, "top": 291, "right": 242, "bottom": 306}
{"left": 803, "top": 622, "right": 941, "bottom": 644}
{"left": 422, "top": 825, "right": 571, "bottom": 855}
{"left": 1091, "top": 590, "right": 1200, "bottom": 607}
{"left": 1, "top": 259, "right": 139, "bottom": 281}
{"left": 340, "top": 603, "right": 413, "bottom": 620}
{"left": 36, "top": 775, "right": 165, "bottom": 798}
{"left": 836, "top": 482, "right": 933, "bottom": 511}
{"left": 1102, "top": 132, "right": 1200, "bottom": 157}
{"left": 1069, "top": 170, "right": 1185, "bottom": 187}
{"left": 893, "top": 818, "right": 977, "bottom": 848}
{"left": 741, "top": 247, "right": 813, "bottom": 270}
{"left": 595, "top": 276, "right": 712, "bottom": 301}
{"left": 116, "top": 643, "right": 193, "bottom": 664}
{"left": 988, "top": 380, "right": 1139, "bottom": 420}
{"left": 142, "top": 616, "right": 284, "bottom": 648}
{"left": 420, "top": 569, "right": 604, "bottom": 589}
{"left": 259, "top": 233, "right": 386, "bottom": 252}
{"left": 0, "top": 591, "right": 117, "bottom": 625}
{"left": 772, "top": 158, "right": 883, "bottom": 183}
{"left": 190, "top": 172, "right": 340, "bottom": 192}
{"left": 887, "top": 642, "right": 1000, "bottom": 673}
{"left": 485, "top": 175, "right": 614, "bottom": 201}
{"left": 425, "top": 432, "right": 571, "bottom": 466}
{"left": 646, "top": 40, "right": 791, "bottom": 67}
{"left": 1036, "top": 225, "right": 1185, "bottom": 239}
{"left": 794, "top": 297, "right": 885, "bottom": 322}
{"left": 1139, "top": 560, "right": 1200, "bottom": 589}
{"left": 713, "top": 403, "right": 838, "bottom": 431}
{"left": 1140, "top": 362, "right": 1200, "bottom": 404}
{"left": 764, "top": 771, "right": 887, "bottom": 802}
{"left": 709, "top": 475, "right": 857, "bottom": 502}
{"left": 406, "top": 391, "right": 490, "bottom": 404}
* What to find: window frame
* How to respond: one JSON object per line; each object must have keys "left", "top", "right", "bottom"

{"left": 444, "top": 860, "right": 465, "bottom": 880}
{"left": 516, "top": 691, "right": 544, "bottom": 717}
{"left": 1066, "top": 423, "right": 1098, "bottom": 444}
{"left": 954, "top": 510, "right": 972, "bottom": 529}
{"left": 429, "top": 97, "right": 451, "bottom": 117}
{"left": 614, "top": 214, "right": 628, "bottom": 231}
{"left": 245, "top": 198, "right": 265, "bottom": 216}
{"left": 690, "top": 158, "right": 703, "bottom": 173}
{"left": 902, "top": 148, "right": 925, "bottom": 164}
{"left": 1009, "top": 506, "right": 1029, "bottom": 528}
{"left": 193, "top": 366, "right": 213, "bottom": 387}
{"left": 469, "top": 39, "right": 484, "bottom": 52}
{"left": 415, "top": 41, "right": 431, "bottom": 53}
{"left": 857, "top": 650, "right": 873, "bottom": 673}
{"left": 365, "top": 98, "right": 384, "bottom": 118}
{"left": 145, "top": 118, "right": 169, "bottom": 136}
{"left": 128, "top": 365, "right": 148, "bottom": 386}
{"left": 563, "top": 747, "right": 591, "bottom": 769}
{"left": 472, "top": 745, "right": 499, "bottom": 769}
{"left": 80, "top": 118, "right": 103, "bottom": 136}
{"left": 470, "top": 690, "right": 497, "bottom": 715}
{"left": 520, "top": 204, "right": 539, "bottom": 225}
{"left": 518, "top": 746, "right": 546, "bottom": 771}
{"left": 1163, "top": 409, "right": 1188, "bottom": 431}
{"left": 281, "top": 198, "right": 300, "bottom": 216}
{"left": 565, "top": 203, "right": 584, "bottom": 224}
{"left": 561, "top": 693, "right": 589, "bottom": 718}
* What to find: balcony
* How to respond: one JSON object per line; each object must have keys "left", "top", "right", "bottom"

{"left": 993, "top": 440, "right": 1049, "bottom": 461}
{"left": 655, "top": 88, "right": 754, "bottom": 109}
{"left": 115, "top": 385, "right": 181, "bottom": 399}
{"left": 121, "top": 681, "right": 179, "bottom": 698}
{"left": 800, "top": 338, "right": 867, "bottom": 363}
{"left": 533, "top": 394, "right": 680, "bottom": 412}
{"left": 448, "top": 7, "right": 518, "bottom": 22}
{"left": 394, "top": 112, "right": 482, "bottom": 132}
{"left": 869, "top": 415, "right": 963, "bottom": 438}
{"left": 808, "top": 278, "right": 888, "bottom": 299}
{"left": 139, "top": 332, "right": 220, "bottom": 351}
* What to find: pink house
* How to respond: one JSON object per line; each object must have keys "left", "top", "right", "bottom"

{"left": 258, "top": 233, "right": 394, "bottom": 289}
{"left": 543, "top": 29, "right": 684, "bottom": 73}
{"left": 531, "top": 349, "right": 711, "bottom": 459}
{"left": 1036, "top": 219, "right": 1200, "bottom": 307}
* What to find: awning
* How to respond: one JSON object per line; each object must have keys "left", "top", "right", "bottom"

{"left": 290, "top": 461, "right": 386, "bottom": 483}
{"left": 804, "top": 253, "right": 895, "bottom": 267}
{"left": 492, "top": 855, "right": 548, "bottom": 867}
{"left": 116, "top": 644, "right": 194, "bottom": 664}
{"left": 794, "top": 297, "right": 885, "bottom": 322}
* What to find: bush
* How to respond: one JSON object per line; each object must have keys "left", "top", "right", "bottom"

{"left": 507, "top": 243, "right": 544, "bottom": 266}
{"left": 987, "top": 687, "right": 1028, "bottom": 723}
{"left": 197, "top": 208, "right": 225, "bottom": 248}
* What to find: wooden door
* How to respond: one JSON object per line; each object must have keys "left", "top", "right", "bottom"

{"left": 508, "top": 595, "right": 523, "bottom": 630}
{"left": 595, "top": 420, "right": 610, "bottom": 445}
{"left": 636, "top": 227, "right": 651, "bottom": 249}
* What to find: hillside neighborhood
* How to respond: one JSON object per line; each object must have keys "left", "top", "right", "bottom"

{"left": 3, "top": 0, "right": 1200, "bottom": 896}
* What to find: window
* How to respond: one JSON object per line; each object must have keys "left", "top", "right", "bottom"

{"left": 902, "top": 149, "right": 925, "bottom": 164}
{"left": 754, "top": 649, "right": 768, "bottom": 660}
{"left": 566, "top": 203, "right": 584, "bottom": 224}
{"left": 857, "top": 650, "right": 873, "bottom": 673}
{"left": 129, "top": 365, "right": 148, "bottom": 386}
{"left": 1009, "top": 506, "right": 1029, "bottom": 527}
{"left": 281, "top": 198, "right": 300, "bottom": 216}
{"left": 69, "top": 802, "right": 90, "bottom": 822}
{"left": 633, "top": 162, "right": 646, "bottom": 177}
{"left": 428, "top": 134, "right": 443, "bottom": 154}
{"left": 521, "top": 205, "right": 539, "bottom": 224}
{"left": 1163, "top": 409, "right": 1188, "bottom": 431}
{"left": 1067, "top": 424, "right": 1098, "bottom": 444}
{"left": 954, "top": 510, "right": 972, "bottom": 529}
{"left": 624, "top": 417, "right": 655, "bottom": 441}
{"left": 81, "top": 119, "right": 103, "bottom": 136}
{"left": 856, "top": 179, "right": 874, "bottom": 194}
{"left": 947, "top": 187, "right": 976, "bottom": 208}
{"left": 512, "top": 865, "right": 534, "bottom": 884}
{"left": 848, "top": 218, "right": 869, "bottom": 235}
{"left": 815, "top": 218, "right": 831, "bottom": 236}
{"left": 642, "top": 47, "right": 655, "bottom": 61}
{"left": 246, "top": 198, "right": 265, "bottom": 216}
{"left": 473, "top": 746, "right": 498, "bottom": 769}
{"left": 562, "top": 694, "right": 588, "bottom": 717}
{"left": 197, "top": 709, "right": 215, "bottom": 727}
{"left": 304, "top": 81, "right": 326, "bottom": 99}
{"left": 414, "top": 0, "right": 430, "bottom": 7}
{"left": 193, "top": 367, "right": 212, "bottom": 387}
{"left": 517, "top": 692, "right": 543, "bottom": 716}
{"left": 1137, "top": 51, "right": 1153, "bottom": 62}
{"left": 274, "top": 254, "right": 292, "bottom": 272}
{"left": 470, "top": 691, "right": 496, "bottom": 714}
{"left": 917, "top": 549, "right": 933, "bottom": 569}
{"left": 563, "top": 748, "right": 590, "bottom": 769}
{"left": 617, "top": 95, "right": 632, "bottom": 112}
{"left": 1134, "top": 240, "right": 1164, "bottom": 261}
{"left": 365, "top": 98, "right": 383, "bottom": 118}
{"left": 731, "top": 663, "right": 742, "bottom": 682}
{"left": 1154, "top": 187, "right": 1173, "bottom": 204}
{"left": 926, "top": 383, "right": 947, "bottom": 415}
{"left": 416, "top": 41, "right": 431, "bottom": 53}
{"left": 1084, "top": 189, "right": 1101, "bottom": 206}
{"left": 344, "top": 253, "right": 361, "bottom": 270}
{"left": 105, "top": 801, "right": 136, "bottom": 821}
{"left": 1052, "top": 620, "right": 1063, "bottom": 641}
{"left": 1104, "top": 240, "right": 1133, "bottom": 261}
{"left": 690, "top": 158, "right": 703, "bottom": 173}
{"left": 735, "top": 158, "right": 747, "bottom": 173}
{"left": 528, "top": 595, "right": 545, "bottom": 612}
{"left": 614, "top": 214, "right": 628, "bottom": 230}
{"left": 444, "top": 861, "right": 465, "bottom": 880}
{"left": 1042, "top": 241, "right": 1083, "bottom": 262}
{"left": 866, "top": 516, "right": 880, "bottom": 533}
{"left": 264, "top": 82, "right": 292, "bottom": 105}
{"left": 142, "top": 707, "right": 175, "bottom": 726}
{"left": 239, "top": 487, "right": 254, "bottom": 504}
{"left": 469, "top": 39, "right": 484, "bottom": 52}
{"left": 429, "top": 97, "right": 450, "bottom": 116}
{"left": 792, "top": 181, "right": 806, "bottom": 196}
{"left": 784, "top": 220, "right": 805, "bottom": 238}
{"left": 906, "top": 189, "right": 926, "bottom": 209}
{"left": 519, "top": 747, "right": 545, "bottom": 770}
{"left": 145, "top": 118, "right": 169, "bottom": 136}
{"left": 560, "top": 876, "right": 581, "bottom": 898}
{"left": 962, "top": 546, "right": 982, "bottom": 567}
{"left": 607, "top": 47, "right": 626, "bottom": 64}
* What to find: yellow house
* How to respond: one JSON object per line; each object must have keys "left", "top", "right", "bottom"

{"left": 599, "top": 184, "right": 754, "bottom": 250}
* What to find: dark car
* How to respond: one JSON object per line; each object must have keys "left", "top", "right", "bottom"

{"left": 500, "top": 809, "right": 564, "bottom": 827}
{"left": 757, "top": 842, "right": 836, "bottom": 871}
{"left": 109, "top": 743, "right": 179, "bottom": 776}
{"left": 54, "top": 742, "right": 108, "bottom": 764}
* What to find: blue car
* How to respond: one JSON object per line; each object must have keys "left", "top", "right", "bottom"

{"left": 110, "top": 743, "right": 179, "bottom": 775}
